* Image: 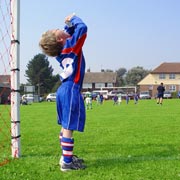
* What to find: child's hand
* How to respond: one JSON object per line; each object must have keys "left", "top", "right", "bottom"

{"left": 65, "top": 13, "right": 75, "bottom": 24}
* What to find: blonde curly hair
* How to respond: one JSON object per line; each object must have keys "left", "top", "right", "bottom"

{"left": 39, "top": 30, "right": 63, "bottom": 57}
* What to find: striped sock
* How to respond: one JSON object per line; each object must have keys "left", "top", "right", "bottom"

{"left": 61, "top": 137, "right": 74, "bottom": 163}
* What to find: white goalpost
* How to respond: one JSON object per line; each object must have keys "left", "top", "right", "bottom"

{"left": 10, "top": 0, "right": 21, "bottom": 158}
{"left": 0, "top": 0, "right": 21, "bottom": 165}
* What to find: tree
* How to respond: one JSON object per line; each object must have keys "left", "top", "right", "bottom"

{"left": 105, "top": 69, "right": 114, "bottom": 72}
{"left": 25, "top": 54, "right": 59, "bottom": 94}
{"left": 116, "top": 68, "right": 127, "bottom": 86}
{"left": 125, "top": 66, "right": 150, "bottom": 85}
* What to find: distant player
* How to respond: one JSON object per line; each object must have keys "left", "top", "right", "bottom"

{"left": 113, "top": 94, "right": 118, "bottom": 105}
{"left": 96, "top": 94, "right": 101, "bottom": 105}
{"left": 39, "top": 14, "right": 87, "bottom": 171}
{"left": 85, "top": 89, "right": 92, "bottom": 109}
{"left": 118, "top": 93, "right": 122, "bottom": 105}
{"left": 157, "top": 82, "right": 165, "bottom": 105}
{"left": 99, "top": 94, "right": 104, "bottom": 104}
{"left": 134, "top": 93, "right": 139, "bottom": 104}
{"left": 126, "top": 93, "right": 129, "bottom": 104}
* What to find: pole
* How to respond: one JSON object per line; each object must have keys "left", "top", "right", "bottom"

{"left": 10, "top": 0, "right": 21, "bottom": 158}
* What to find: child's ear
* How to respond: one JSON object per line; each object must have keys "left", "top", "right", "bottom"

{"left": 57, "top": 38, "right": 63, "bottom": 43}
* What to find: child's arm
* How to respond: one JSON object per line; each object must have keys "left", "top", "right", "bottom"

{"left": 65, "top": 13, "right": 76, "bottom": 27}
{"left": 63, "top": 15, "right": 87, "bottom": 53}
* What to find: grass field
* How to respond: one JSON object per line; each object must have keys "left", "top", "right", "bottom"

{"left": 0, "top": 99, "right": 180, "bottom": 180}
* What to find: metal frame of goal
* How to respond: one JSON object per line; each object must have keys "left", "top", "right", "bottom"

{"left": 10, "top": 0, "right": 21, "bottom": 158}
{"left": 0, "top": 0, "right": 21, "bottom": 162}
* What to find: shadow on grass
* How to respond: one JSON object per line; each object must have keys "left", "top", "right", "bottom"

{"left": 88, "top": 143, "right": 180, "bottom": 167}
{"left": 94, "top": 154, "right": 180, "bottom": 166}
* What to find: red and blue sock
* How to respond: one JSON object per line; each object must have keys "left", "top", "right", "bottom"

{"left": 61, "top": 137, "right": 74, "bottom": 163}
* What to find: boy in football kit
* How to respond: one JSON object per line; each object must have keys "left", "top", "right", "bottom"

{"left": 157, "top": 82, "right": 165, "bottom": 105}
{"left": 39, "top": 14, "right": 87, "bottom": 171}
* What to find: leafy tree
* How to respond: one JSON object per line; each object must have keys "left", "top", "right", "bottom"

{"left": 51, "top": 77, "right": 61, "bottom": 92}
{"left": 25, "top": 54, "right": 59, "bottom": 94}
{"left": 105, "top": 69, "right": 114, "bottom": 72}
{"left": 116, "top": 68, "right": 127, "bottom": 86}
{"left": 125, "top": 66, "right": 150, "bottom": 85}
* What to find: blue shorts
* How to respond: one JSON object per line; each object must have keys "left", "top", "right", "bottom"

{"left": 157, "top": 93, "right": 164, "bottom": 98}
{"left": 56, "top": 81, "right": 86, "bottom": 132}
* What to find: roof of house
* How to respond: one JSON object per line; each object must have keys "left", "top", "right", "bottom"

{"left": 151, "top": 62, "right": 180, "bottom": 74}
{"left": 138, "top": 74, "right": 155, "bottom": 85}
{"left": 83, "top": 72, "right": 117, "bottom": 83}
{"left": 0, "top": 75, "right": 10, "bottom": 87}
{"left": 0, "top": 75, "right": 10, "bottom": 83}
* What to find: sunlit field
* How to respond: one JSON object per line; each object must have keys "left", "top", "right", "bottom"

{"left": 0, "top": 98, "right": 180, "bottom": 180}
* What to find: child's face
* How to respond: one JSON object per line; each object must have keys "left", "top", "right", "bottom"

{"left": 51, "top": 29, "right": 70, "bottom": 44}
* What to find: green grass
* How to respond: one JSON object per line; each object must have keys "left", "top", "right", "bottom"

{"left": 1, "top": 99, "right": 180, "bottom": 180}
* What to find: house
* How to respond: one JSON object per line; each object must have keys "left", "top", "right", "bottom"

{"left": 83, "top": 72, "right": 117, "bottom": 91}
{"left": 138, "top": 62, "right": 180, "bottom": 98}
{"left": 0, "top": 75, "right": 10, "bottom": 104}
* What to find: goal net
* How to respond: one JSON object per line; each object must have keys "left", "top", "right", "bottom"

{"left": 0, "top": 0, "right": 20, "bottom": 166}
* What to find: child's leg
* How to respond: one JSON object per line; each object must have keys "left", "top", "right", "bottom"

{"left": 86, "top": 102, "right": 89, "bottom": 109}
{"left": 160, "top": 97, "right": 163, "bottom": 104}
{"left": 86, "top": 99, "right": 89, "bottom": 109}
{"left": 59, "top": 127, "right": 64, "bottom": 165}
{"left": 157, "top": 97, "right": 159, "bottom": 104}
{"left": 60, "top": 129, "right": 86, "bottom": 171}
{"left": 90, "top": 101, "right": 92, "bottom": 109}
{"left": 59, "top": 127, "right": 64, "bottom": 146}
{"left": 61, "top": 129, "right": 74, "bottom": 163}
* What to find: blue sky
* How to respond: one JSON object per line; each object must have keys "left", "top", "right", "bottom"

{"left": 20, "top": 0, "right": 180, "bottom": 83}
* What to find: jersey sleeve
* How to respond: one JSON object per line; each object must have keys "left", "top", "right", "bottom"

{"left": 62, "top": 16, "right": 87, "bottom": 55}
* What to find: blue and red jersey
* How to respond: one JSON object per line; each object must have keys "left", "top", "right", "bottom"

{"left": 56, "top": 16, "right": 87, "bottom": 89}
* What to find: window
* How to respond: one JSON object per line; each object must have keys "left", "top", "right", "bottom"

{"left": 83, "top": 83, "right": 92, "bottom": 88}
{"left": 95, "top": 83, "right": 105, "bottom": 88}
{"left": 159, "top": 74, "right": 166, "bottom": 79}
{"left": 169, "top": 85, "right": 176, "bottom": 92}
{"left": 107, "top": 83, "right": 113, "bottom": 87}
{"left": 169, "top": 74, "right": 175, "bottom": 79}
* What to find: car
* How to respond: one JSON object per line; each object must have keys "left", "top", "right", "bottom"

{"left": 21, "top": 94, "right": 43, "bottom": 103}
{"left": 46, "top": 93, "right": 56, "bottom": 102}
{"left": 163, "top": 91, "right": 172, "bottom": 99}
{"left": 139, "top": 91, "right": 151, "bottom": 99}
{"left": 178, "top": 91, "right": 180, "bottom": 98}
{"left": 22, "top": 93, "right": 34, "bottom": 103}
